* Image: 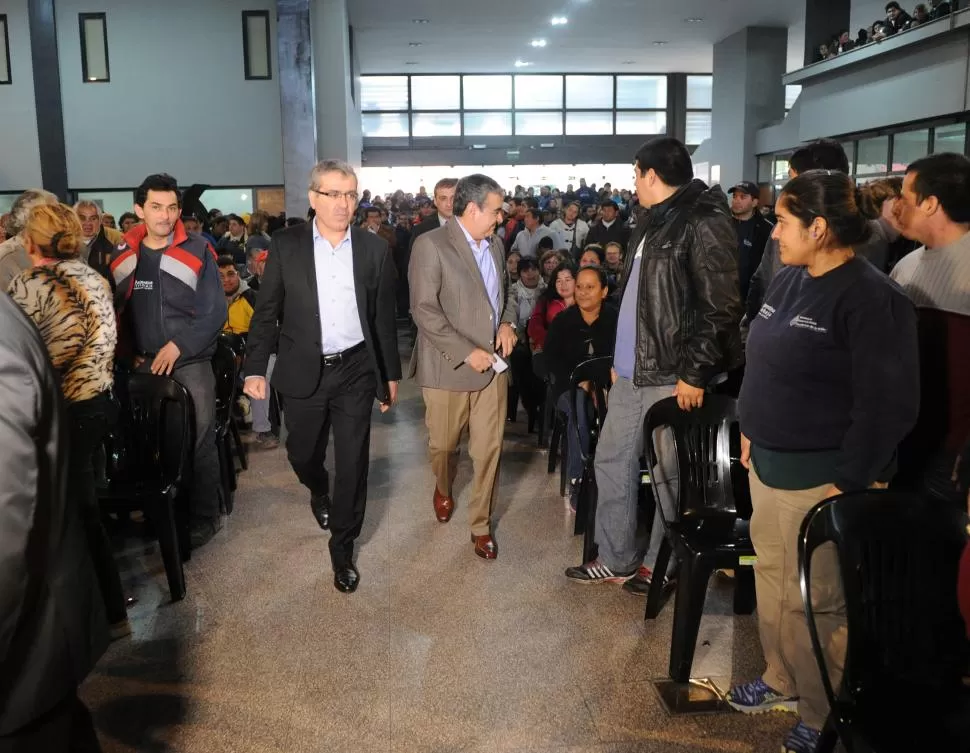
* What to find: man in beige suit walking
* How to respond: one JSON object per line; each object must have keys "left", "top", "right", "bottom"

{"left": 409, "top": 174, "right": 516, "bottom": 560}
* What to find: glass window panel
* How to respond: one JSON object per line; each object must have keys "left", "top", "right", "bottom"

{"left": 463, "top": 111, "right": 512, "bottom": 137}
{"left": 565, "top": 75, "right": 613, "bottom": 108}
{"left": 362, "top": 112, "right": 409, "bottom": 138}
{"left": 411, "top": 111, "right": 461, "bottom": 137}
{"left": 615, "top": 111, "right": 667, "bottom": 135}
{"left": 80, "top": 14, "right": 109, "bottom": 82}
{"left": 685, "top": 111, "right": 712, "bottom": 145}
{"left": 892, "top": 129, "right": 929, "bottom": 171}
{"left": 785, "top": 85, "right": 801, "bottom": 110}
{"left": 565, "top": 111, "right": 613, "bottom": 135}
{"left": 463, "top": 75, "right": 512, "bottom": 109}
{"left": 932, "top": 123, "right": 966, "bottom": 154}
{"left": 514, "top": 75, "right": 563, "bottom": 109}
{"left": 615, "top": 75, "right": 667, "bottom": 109}
{"left": 514, "top": 111, "right": 563, "bottom": 136}
{"left": 773, "top": 156, "right": 791, "bottom": 182}
{"left": 410, "top": 75, "right": 460, "bottom": 110}
{"left": 686, "top": 75, "right": 712, "bottom": 109}
{"left": 243, "top": 11, "right": 271, "bottom": 79}
{"left": 360, "top": 76, "right": 409, "bottom": 111}
{"left": 857, "top": 135, "right": 889, "bottom": 174}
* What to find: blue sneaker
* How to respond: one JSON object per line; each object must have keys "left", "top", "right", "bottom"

{"left": 782, "top": 721, "right": 821, "bottom": 753}
{"left": 726, "top": 678, "right": 798, "bottom": 714}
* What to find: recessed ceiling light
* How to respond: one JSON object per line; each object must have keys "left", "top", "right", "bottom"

{"left": 684, "top": 17, "right": 704, "bottom": 23}
{"left": 621, "top": 60, "right": 637, "bottom": 64}
{"left": 411, "top": 18, "right": 430, "bottom": 24}
{"left": 652, "top": 41, "right": 668, "bottom": 46}
{"left": 551, "top": 16, "right": 568, "bottom": 25}
{"left": 514, "top": 60, "right": 532, "bottom": 68}
{"left": 408, "top": 41, "right": 423, "bottom": 47}
{"left": 530, "top": 39, "right": 547, "bottom": 47}
{"left": 405, "top": 61, "right": 419, "bottom": 65}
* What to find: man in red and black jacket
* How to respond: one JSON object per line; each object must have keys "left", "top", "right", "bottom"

{"left": 110, "top": 173, "right": 227, "bottom": 550}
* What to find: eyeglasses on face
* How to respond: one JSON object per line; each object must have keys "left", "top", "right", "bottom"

{"left": 311, "top": 189, "right": 359, "bottom": 202}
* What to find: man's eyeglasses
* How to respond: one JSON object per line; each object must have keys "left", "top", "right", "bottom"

{"left": 311, "top": 189, "right": 359, "bottom": 202}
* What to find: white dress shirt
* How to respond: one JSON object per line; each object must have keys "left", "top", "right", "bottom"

{"left": 312, "top": 222, "right": 365, "bottom": 354}
{"left": 511, "top": 225, "right": 565, "bottom": 258}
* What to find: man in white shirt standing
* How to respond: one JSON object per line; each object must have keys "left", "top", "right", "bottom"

{"left": 550, "top": 201, "right": 589, "bottom": 258}
{"left": 511, "top": 208, "right": 564, "bottom": 258}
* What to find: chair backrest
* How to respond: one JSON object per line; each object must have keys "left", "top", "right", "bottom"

{"left": 213, "top": 336, "right": 240, "bottom": 430}
{"left": 643, "top": 395, "right": 740, "bottom": 525}
{"left": 799, "top": 491, "right": 970, "bottom": 712}
{"left": 103, "top": 373, "right": 194, "bottom": 491}
{"left": 568, "top": 356, "right": 612, "bottom": 464}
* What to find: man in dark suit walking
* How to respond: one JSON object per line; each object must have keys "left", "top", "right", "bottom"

{"left": 409, "top": 178, "right": 457, "bottom": 251}
{"left": 244, "top": 159, "right": 401, "bottom": 594}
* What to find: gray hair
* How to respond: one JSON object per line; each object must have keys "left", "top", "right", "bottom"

{"left": 8, "top": 188, "right": 59, "bottom": 236}
{"left": 73, "top": 199, "right": 102, "bottom": 217}
{"left": 308, "top": 159, "right": 357, "bottom": 191}
{"left": 454, "top": 174, "right": 504, "bottom": 217}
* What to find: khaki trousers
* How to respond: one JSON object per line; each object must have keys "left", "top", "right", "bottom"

{"left": 748, "top": 464, "right": 847, "bottom": 730}
{"left": 423, "top": 372, "right": 508, "bottom": 536}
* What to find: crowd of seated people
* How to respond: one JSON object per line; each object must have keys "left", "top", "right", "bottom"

{"left": 816, "top": 0, "right": 954, "bottom": 60}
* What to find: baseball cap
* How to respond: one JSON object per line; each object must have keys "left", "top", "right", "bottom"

{"left": 728, "top": 181, "right": 760, "bottom": 197}
{"left": 502, "top": 202, "right": 511, "bottom": 213}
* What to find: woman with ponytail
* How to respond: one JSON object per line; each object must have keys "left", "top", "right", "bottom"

{"left": 727, "top": 170, "right": 921, "bottom": 753}
{"left": 7, "top": 203, "right": 130, "bottom": 640}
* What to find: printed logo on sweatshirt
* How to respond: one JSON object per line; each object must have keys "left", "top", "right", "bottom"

{"left": 789, "top": 315, "right": 827, "bottom": 333}
{"left": 757, "top": 303, "right": 775, "bottom": 320}
{"left": 133, "top": 280, "right": 154, "bottom": 291}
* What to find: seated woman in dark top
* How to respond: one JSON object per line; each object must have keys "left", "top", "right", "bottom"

{"left": 727, "top": 170, "right": 920, "bottom": 753}
{"left": 543, "top": 265, "right": 618, "bottom": 510}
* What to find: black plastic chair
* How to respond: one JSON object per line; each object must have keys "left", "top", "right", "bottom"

{"left": 641, "top": 395, "right": 756, "bottom": 683}
{"left": 213, "top": 337, "right": 243, "bottom": 515}
{"left": 98, "top": 374, "right": 194, "bottom": 602}
{"left": 566, "top": 357, "right": 612, "bottom": 547}
{"left": 799, "top": 491, "right": 970, "bottom": 753}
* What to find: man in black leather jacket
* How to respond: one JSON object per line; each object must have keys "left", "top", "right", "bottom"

{"left": 566, "top": 137, "right": 743, "bottom": 589}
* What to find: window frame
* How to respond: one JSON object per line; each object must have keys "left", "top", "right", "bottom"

{"left": 79, "top": 12, "right": 110, "bottom": 84}
{"left": 242, "top": 10, "right": 273, "bottom": 81}
{"left": 0, "top": 15, "right": 10, "bottom": 85}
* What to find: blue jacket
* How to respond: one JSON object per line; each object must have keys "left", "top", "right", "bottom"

{"left": 110, "top": 220, "right": 227, "bottom": 365}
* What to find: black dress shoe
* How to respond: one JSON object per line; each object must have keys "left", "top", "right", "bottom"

{"left": 333, "top": 565, "right": 360, "bottom": 593}
{"left": 310, "top": 493, "right": 330, "bottom": 530}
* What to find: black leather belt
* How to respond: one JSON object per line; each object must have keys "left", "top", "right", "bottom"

{"left": 321, "top": 341, "right": 365, "bottom": 367}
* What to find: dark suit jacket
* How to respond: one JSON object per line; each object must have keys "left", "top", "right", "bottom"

{"left": 0, "top": 293, "right": 107, "bottom": 735}
{"left": 409, "top": 215, "right": 444, "bottom": 251}
{"left": 246, "top": 223, "right": 401, "bottom": 402}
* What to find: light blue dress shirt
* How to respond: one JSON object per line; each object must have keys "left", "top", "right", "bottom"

{"left": 312, "top": 221, "right": 365, "bottom": 354}
{"left": 456, "top": 219, "right": 500, "bottom": 331}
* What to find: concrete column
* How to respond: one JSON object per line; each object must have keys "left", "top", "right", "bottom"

{"left": 804, "top": 0, "right": 851, "bottom": 66}
{"left": 28, "top": 0, "right": 67, "bottom": 199}
{"left": 708, "top": 26, "right": 788, "bottom": 188}
{"left": 277, "top": 0, "right": 317, "bottom": 218}
{"left": 311, "top": 0, "right": 362, "bottom": 167}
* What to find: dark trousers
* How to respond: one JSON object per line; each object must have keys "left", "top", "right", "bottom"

{"left": 67, "top": 393, "right": 127, "bottom": 625}
{"left": 510, "top": 344, "right": 543, "bottom": 420}
{"left": 0, "top": 694, "right": 101, "bottom": 753}
{"left": 284, "top": 348, "right": 376, "bottom": 569}
{"left": 556, "top": 390, "right": 591, "bottom": 484}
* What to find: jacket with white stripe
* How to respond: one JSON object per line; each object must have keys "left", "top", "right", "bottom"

{"left": 110, "top": 220, "right": 227, "bottom": 365}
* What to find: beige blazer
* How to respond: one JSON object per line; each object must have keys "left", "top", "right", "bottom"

{"left": 408, "top": 219, "right": 515, "bottom": 391}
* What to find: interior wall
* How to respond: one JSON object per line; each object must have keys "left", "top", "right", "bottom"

{"left": 0, "top": 0, "right": 44, "bottom": 191}
{"left": 53, "top": 0, "right": 284, "bottom": 189}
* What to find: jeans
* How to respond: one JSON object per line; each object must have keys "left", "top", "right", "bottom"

{"left": 592, "top": 377, "right": 679, "bottom": 574}
{"left": 67, "top": 392, "right": 127, "bottom": 625}
{"left": 249, "top": 354, "right": 276, "bottom": 434}
{"left": 556, "top": 390, "right": 591, "bottom": 485}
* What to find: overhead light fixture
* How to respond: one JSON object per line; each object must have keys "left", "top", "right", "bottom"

{"left": 652, "top": 41, "right": 668, "bottom": 46}
{"left": 405, "top": 61, "right": 419, "bottom": 65}
{"left": 530, "top": 39, "right": 547, "bottom": 47}
{"left": 408, "top": 41, "right": 423, "bottom": 47}
{"left": 621, "top": 60, "right": 637, "bottom": 64}
{"left": 411, "top": 18, "right": 430, "bottom": 24}
{"left": 550, "top": 16, "right": 568, "bottom": 25}
{"left": 514, "top": 60, "right": 532, "bottom": 67}
{"left": 539, "top": 143, "right": 555, "bottom": 148}
{"left": 685, "top": 17, "right": 704, "bottom": 23}
{"left": 471, "top": 144, "right": 487, "bottom": 149}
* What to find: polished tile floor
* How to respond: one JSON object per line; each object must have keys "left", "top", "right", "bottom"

{"left": 82, "top": 371, "right": 793, "bottom": 753}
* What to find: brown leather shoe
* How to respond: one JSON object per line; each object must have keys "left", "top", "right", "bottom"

{"left": 471, "top": 533, "right": 497, "bottom": 560}
{"left": 433, "top": 487, "right": 455, "bottom": 523}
